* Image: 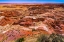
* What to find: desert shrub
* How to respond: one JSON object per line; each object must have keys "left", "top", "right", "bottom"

{"left": 52, "top": 37, "right": 63, "bottom": 42}
{"left": 37, "top": 34, "right": 50, "bottom": 42}
{"left": 37, "top": 33, "right": 64, "bottom": 42}
{"left": 16, "top": 38, "right": 24, "bottom": 42}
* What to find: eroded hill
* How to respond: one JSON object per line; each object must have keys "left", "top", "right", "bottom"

{"left": 0, "top": 3, "right": 64, "bottom": 42}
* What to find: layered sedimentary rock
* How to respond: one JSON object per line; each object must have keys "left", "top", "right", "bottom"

{"left": 0, "top": 3, "right": 64, "bottom": 42}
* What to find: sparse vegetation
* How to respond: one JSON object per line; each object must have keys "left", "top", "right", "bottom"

{"left": 16, "top": 38, "right": 24, "bottom": 42}
{"left": 37, "top": 33, "right": 64, "bottom": 42}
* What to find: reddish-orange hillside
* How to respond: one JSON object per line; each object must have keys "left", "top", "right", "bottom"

{"left": 0, "top": 3, "right": 64, "bottom": 42}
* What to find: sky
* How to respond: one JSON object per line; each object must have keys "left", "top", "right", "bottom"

{"left": 0, "top": 0, "right": 64, "bottom": 3}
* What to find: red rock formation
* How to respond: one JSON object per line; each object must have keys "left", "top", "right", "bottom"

{"left": 0, "top": 17, "right": 15, "bottom": 26}
{"left": 0, "top": 10, "right": 20, "bottom": 17}
{"left": 3, "top": 29, "right": 32, "bottom": 42}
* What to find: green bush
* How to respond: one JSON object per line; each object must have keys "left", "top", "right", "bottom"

{"left": 37, "top": 33, "right": 64, "bottom": 42}
{"left": 16, "top": 38, "right": 24, "bottom": 42}
{"left": 37, "top": 35, "right": 50, "bottom": 42}
{"left": 52, "top": 37, "right": 63, "bottom": 42}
